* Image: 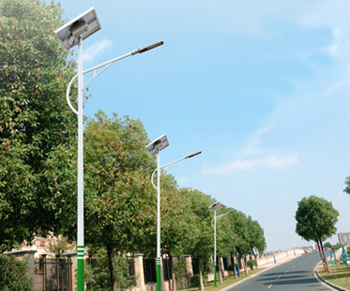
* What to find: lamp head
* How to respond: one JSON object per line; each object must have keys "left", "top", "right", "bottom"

{"left": 209, "top": 201, "right": 221, "bottom": 212}
{"left": 55, "top": 7, "right": 101, "bottom": 50}
{"left": 146, "top": 134, "right": 169, "bottom": 156}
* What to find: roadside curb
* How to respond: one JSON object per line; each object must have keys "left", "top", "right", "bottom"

{"left": 314, "top": 262, "right": 349, "bottom": 291}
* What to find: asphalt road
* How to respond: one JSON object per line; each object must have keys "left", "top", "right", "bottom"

{"left": 227, "top": 252, "right": 337, "bottom": 291}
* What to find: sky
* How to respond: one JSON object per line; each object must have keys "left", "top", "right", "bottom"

{"left": 55, "top": 0, "right": 350, "bottom": 252}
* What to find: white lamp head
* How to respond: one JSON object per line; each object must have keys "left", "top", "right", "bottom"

{"left": 209, "top": 201, "right": 221, "bottom": 212}
{"left": 55, "top": 7, "right": 101, "bottom": 50}
{"left": 146, "top": 134, "right": 169, "bottom": 156}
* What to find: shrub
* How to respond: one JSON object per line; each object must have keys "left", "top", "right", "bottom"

{"left": 227, "top": 264, "right": 235, "bottom": 271}
{"left": 247, "top": 259, "right": 256, "bottom": 270}
{"left": 190, "top": 274, "right": 204, "bottom": 288}
{"left": 0, "top": 254, "right": 35, "bottom": 291}
{"left": 174, "top": 258, "right": 191, "bottom": 289}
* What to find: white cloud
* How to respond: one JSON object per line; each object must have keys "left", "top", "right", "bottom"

{"left": 83, "top": 39, "right": 112, "bottom": 63}
{"left": 202, "top": 154, "right": 298, "bottom": 175}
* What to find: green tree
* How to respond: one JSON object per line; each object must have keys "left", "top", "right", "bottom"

{"left": 215, "top": 207, "right": 235, "bottom": 284}
{"left": 160, "top": 174, "right": 189, "bottom": 291}
{"left": 183, "top": 189, "right": 214, "bottom": 291}
{"left": 83, "top": 111, "right": 156, "bottom": 291}
{"left": 0, "top": 0, "right": 78, "bottom": 252}
{"left": 245, "top": 217, "right": 266, "bottom": 268}
{"left": 174, "top": 257, "right": 191, "bottom": 289}
{"left": 344, "top": 176, "right": 350, "bottom": 194}
{"left": 0, "top": 254, "right": 35, "bottom": 291}
{"left": 324, "top": 242, "right": 332, "bottom": 249}
{"left": 85, "top": 248, "right": 137, "bottom": 291}
{"left": 295, "top": 195, "right": 339, "bottom": 272}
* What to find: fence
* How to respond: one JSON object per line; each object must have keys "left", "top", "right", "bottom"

{"left": 34, "top": 255, "right": 73, "bottom": 291}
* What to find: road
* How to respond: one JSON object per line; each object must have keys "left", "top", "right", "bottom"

{"left": 227, "top": 252, "right": 337, "bottom": 291}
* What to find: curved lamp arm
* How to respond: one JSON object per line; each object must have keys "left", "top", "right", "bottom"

{"left": 151, "top": 151, "right": 201, "bottom": 190}
{"left": 211, "top": 209, "right": 235, "bottom": 228}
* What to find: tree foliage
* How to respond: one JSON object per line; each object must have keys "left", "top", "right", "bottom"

{"left": 0, "top": 0, "right": 78, "bottom": 252}
{"left": 295, "top": 195, "right": 339, "bottom": 272}
{"left": 85, "top": 248, "right": 137, "bottom": 291}
{"left": 183, "top": 189, "right": 214, "bottom": 291}
{"left": 344, "top": 176, "right": 350, "bottom": 195}
{"left": 83, "top": 111, "right": 156, "bottom": 290}
{"left": 0, "top": 254, "right": 35, "bottom": 291}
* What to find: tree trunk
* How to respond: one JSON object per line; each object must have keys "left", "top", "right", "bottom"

{"left": 233, "top": 256, "right": 237, "bottom": 279}
{"left": 317, "top": 240, "right": 329, "bottom": 273}
{"left": 319, "top": 240, "right": 330, "bottom": 273}
{"left": 254, "top": 254, "right": 259, "bottom": 270}
{"left": 218, "top": 258, "right": 223, "bottom": 284}
{"left": 198, "top": 257, "right": 204, "bottom": 291}
{"left": 169, "top": 252, "right": 177, "bottom": 291}
{"left": 242, "top": 258, "right": 248, "bottom": 275}
{"left": 332, "top": 247, "right": 338, "bottom": 265}
{"left": 106, "top": 242, "right": 117, "bottom": 291}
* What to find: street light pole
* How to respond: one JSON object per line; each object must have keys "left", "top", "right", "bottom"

{"left": 156, "top": 150, "right": 161, "bottom": 291}
{"left": 209, "top": 207, "right": 235, "bottom": 288}
{"left": 146, "top": 135, "right": 201, "bottom": 291}
{"left": 214, "top": 209, "right": 217, "bottom": 287}
{"left": 151, "top": 151, "right": 201, "bottom": 291}
{"left": 77, "top": 36, "right": 85, "bottom": 291}
{"left": 55, "top": 8, "right": 164, "bottom": 290}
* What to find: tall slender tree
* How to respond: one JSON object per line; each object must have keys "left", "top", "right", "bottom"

{"left": 183, "top": 189, "right": 214, "bottom": 291}
{"left": 295, "top": 195, "right": 339, "bottom": 273}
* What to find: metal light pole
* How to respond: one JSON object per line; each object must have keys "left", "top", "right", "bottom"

{"left": 55, "top": 8, "right": 163, "bottom": 291}
{"left": 146, "top": 135, "right": 201, "bottom": 291}
{"left": 209, "top": 205, "right": 235, "bottom": 288}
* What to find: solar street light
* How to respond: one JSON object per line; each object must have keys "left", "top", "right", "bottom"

{"left": 55, "top": 7, "right": 163, "bottom": 291}
{"left": 146, "top": 135, "right": 201, "bottom": 291}
{"left": 55, "top": 7, "right": 101, "bottom": 50}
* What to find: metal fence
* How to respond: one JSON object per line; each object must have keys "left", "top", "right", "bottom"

{"left": 143, "top": 258, "right": 157, "bottom": 284}
{"left": 162, "top": 258, "right": 171, "bottom": 281}
{"left": 34, "top": 255, "right": 72, "bottom": 291}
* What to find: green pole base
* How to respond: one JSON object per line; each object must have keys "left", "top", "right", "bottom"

{"left": 214, "top": 262, "right": 217, "bottom": 287}
{"left": 77, "top": 258, "right": 84, "bottom": 291}
{"left": 157, "top": 257, "right": 161, "bottom": 291}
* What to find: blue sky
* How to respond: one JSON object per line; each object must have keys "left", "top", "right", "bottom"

{"left": 56, "top": 0, "right": 350, "bottom": 251}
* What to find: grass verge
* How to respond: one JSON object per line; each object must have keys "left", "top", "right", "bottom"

{"left": 183, "top": 269, "right": 266, "bottom": 291}
{"left": 318, "top": 264, "right": 350, "bottom": 290}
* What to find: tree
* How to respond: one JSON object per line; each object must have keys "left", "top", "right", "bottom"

{"left": 0, "top": 0, "right": 78, "bottom": 252}
{"left": 183, "top": 189, "right": 214, "bottom": 291}
{"left": 85, "top": 248, "right": 137, "bottom": 291}
{"left": 0, "top": 254, "right": 35, "bottom": 291}
{"left": 231, "top": 211, "right": 251, "bottom": 275}
{"left": 245, "top": 217, "right": 266, "bottom": 268}
{"left": 215, "top": 207, "right": 236, "bottom": 284}
{"left": 344, "top": 176, "right": 350, "bottom": 195}
{"left": 83, "top": 111, "right": 156, "bottom": 291}
{"left": 159, "top": 174, "right": 189, "bottom": 291}
{"left": 324, "top": 242, "right": 332, "bottom": 249}
{"left": 295, "top": 195, "right": 339, "bottom": 272}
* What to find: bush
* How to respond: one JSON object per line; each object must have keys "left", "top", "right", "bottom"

{"left": 190, "top": 274, "right": 204, "bottom": 288}
{"left": 0, "top": 254, "right": 35, "bottom": 291}
{"left": 174, "top": 258, "right": 191, "bottom": 289}
{"left": 247, "top": 259, "right": 256, "bottom": 270}
{"left": 227, "top": 264, "right": 235, "bottom": 271}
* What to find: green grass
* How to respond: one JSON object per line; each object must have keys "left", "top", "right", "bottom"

{"left": 318, "top": 264, "right": 350, "bottom": 290}
{"left": 183, "top": 269, "right": 266, "bottom": 291}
